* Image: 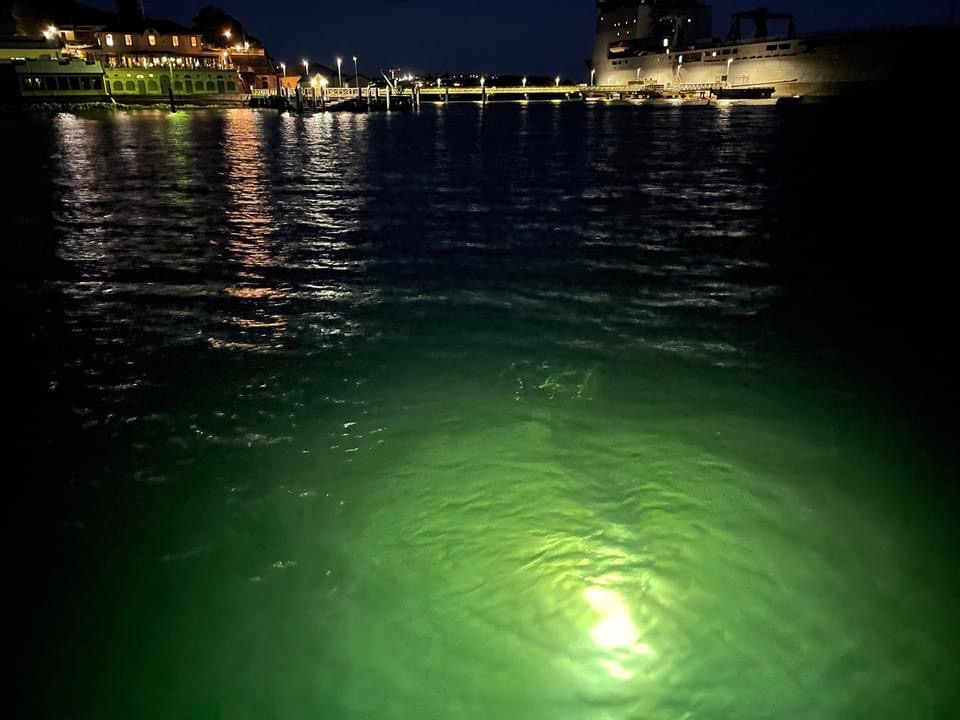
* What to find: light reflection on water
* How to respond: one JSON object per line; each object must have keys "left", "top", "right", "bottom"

{"left": 10, "top": 104, "right": 960, "bottom": 719}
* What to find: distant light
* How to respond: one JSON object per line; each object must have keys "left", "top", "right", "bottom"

{"left": 480, "top": 76, "right": 485, "bottom": 87}
{"left": 556, "top": 75, "right": 561, "bottom": 86}
{"left": 223, "top": 29, "right": 231, "bottom": 39}
{"left": 522, "top": 76, "right": 527, "bottom": 87}
{"left": 43, "top": 25, "right": 58, "bottom": 39}
{"left": 663, "top": 37, "right": 670, "bottom": 48}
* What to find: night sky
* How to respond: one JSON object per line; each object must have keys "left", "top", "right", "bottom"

{"left": 97, "top": 0, "right": 952, "bottom": 79}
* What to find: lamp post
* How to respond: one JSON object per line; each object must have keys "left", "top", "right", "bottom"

{"left": 522, "top": 76, "right": 527, "bottom": 88}
{"left": 353, "top": 55, "right": 359, "bottom": 95}
{"left": 280, "top": 62, "right": 286, "bottom": 77}
{"left": 337, "top": 57, "right": 343, "bottom": 88}
{"left": 302, "top": 58, "right": 309, "bottom": 78}
{"left": 556, "top": 75, "right": 561, "bottom": 87}
{"left": 590, "top": 68, "right": 596, "bottom": 86}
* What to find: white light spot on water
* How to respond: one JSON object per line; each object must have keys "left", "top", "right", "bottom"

{"left": 584, "top": 586, "right": 653, "bottom": 680}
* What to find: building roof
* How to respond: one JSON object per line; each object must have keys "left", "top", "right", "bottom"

{"left": 12, "top": 57, "right": 104, "bottom": 74}
{"left": 0, "top": 34, "right": 61, "bottom": 50}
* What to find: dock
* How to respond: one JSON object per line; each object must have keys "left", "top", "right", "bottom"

{"left": 249, "top": 82, "right": 773, "bottom": 112}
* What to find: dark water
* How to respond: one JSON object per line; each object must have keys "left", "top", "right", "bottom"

{"left": 5, "top": 104, "right": 959, "bottom": 719}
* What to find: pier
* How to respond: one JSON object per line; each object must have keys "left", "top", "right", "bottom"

{"left": 250, "top": 82, "right": 775, "bottom": 112}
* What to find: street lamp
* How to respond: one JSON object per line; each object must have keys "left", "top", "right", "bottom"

{"left": 555, "top": 75, "right": 561, "bottom": 87}
{"left": 352, "top": 55, "right": 359, "bottom": 91}
{"left": 280, "top": 62, "right": 286, "bottom": 77}
{"left": 223, "top": 29, "right": 231, "bottom": 42}
{"left": 522, "top": 76, "right": 527, "bottom": 88}
{"left": 480, "top": 76, "right": 486, "bottom": 88}
{"left": 590, "top": 68, "right": 596, "bottom": 86}
{"left": 336, "top": 57, "right": 343, "bottom": 88}
{"left": 302, "top": 58, "right": 309, "bottom": 77}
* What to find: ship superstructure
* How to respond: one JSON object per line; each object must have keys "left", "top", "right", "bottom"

{"left": 591, "top": 1, "right": 956, "bottom": 97}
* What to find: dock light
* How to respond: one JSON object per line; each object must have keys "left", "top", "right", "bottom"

{"left": 522, "top": 76, "right": 527, "bottom": 88}
{"left": 556, "top": 75, "right": 561, "bottom": 86}
{"left": 280, "top": 62, "right": 286, "bottom": 77}
{"left": 353, "top": 56, "right": 359, "bottom": 90}
{"left": 337, "top": 57, "right": 343, "bottom": 88}
{"left": 302, "top": 58, "right": 309, "bottom": 76}
{"left": 480, "top": 76, "right": 485, "bottom": 87}
{"left": 591, "top": 68, "right": 596, "bottom": 86}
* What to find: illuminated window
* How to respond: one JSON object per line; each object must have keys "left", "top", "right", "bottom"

{"left": 105, "top": 33, "right": 114, "bottom": 47}
{"left": 124, "top": 34, "right": 132, "bottom": 46}
{"left": 148, "top": 35, "right": 156, "bottom": 46}
{"left": 172, "top": 36, "right": 179, "bottom": 47}
{"left": 190, "top": 36, "right": 198, "bottom": 47}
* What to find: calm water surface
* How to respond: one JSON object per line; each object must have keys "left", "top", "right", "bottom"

{"left": 5, "top": 104, "right": 959, "bottom": 719}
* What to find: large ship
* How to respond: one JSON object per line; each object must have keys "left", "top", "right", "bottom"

{"left": 591, "top": 1, "right": 958, "bottom": 98}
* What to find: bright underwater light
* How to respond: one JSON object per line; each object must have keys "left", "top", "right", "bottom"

{"left": 584, "top": 586, "right": 653, "bottom": 681}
